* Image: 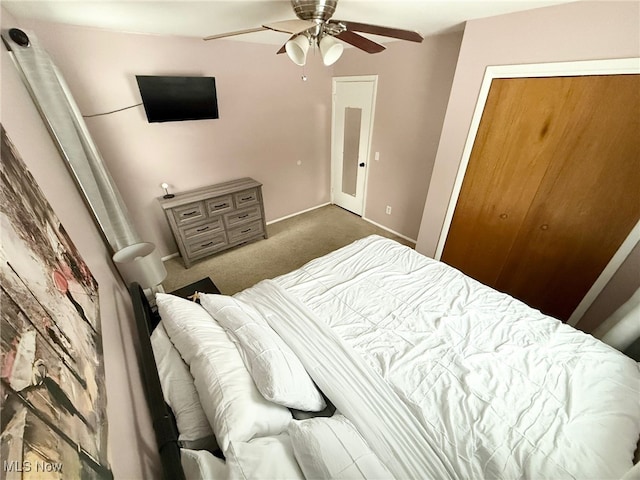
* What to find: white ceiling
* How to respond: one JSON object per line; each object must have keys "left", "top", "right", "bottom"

{"left": 4, "top": 0, "right": 579, "bottom": 45}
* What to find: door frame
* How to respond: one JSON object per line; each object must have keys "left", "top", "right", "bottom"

{"left": 330, "top": 75, "right": 378, "bottom": 217}
{"left": 433, "top": 57, "right": 640, "bottom": 326}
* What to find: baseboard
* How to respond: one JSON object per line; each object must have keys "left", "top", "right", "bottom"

{"left": 362, "top": 217, "right": 417, "bottom": 244}
{"left": 266, "top": 202, "right": 332, "bottom": 225}
{"left": 161, "top": 252, "right": 180, "bottom": 262}
{"left": 162, "top": 203, "right": 332, "bottom": 261}
{"left": 162, "top": 204, "right": 415, "bottom": 260}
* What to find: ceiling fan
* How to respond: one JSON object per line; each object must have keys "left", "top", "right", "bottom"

{"left": 203, "top": 0, "right": 424, "bottom": 66}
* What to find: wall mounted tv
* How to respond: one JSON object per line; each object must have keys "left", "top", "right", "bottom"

{"left": 136, "top": 75, "right": 219, "bottom": 123}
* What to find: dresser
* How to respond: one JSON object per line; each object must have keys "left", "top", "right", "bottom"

{"left": 159, "top": 178, "right": 268, "bottom": 268}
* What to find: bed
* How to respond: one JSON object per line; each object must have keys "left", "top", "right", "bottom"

{"left": 130, "top": 235, "right": 640, "bottom": 479}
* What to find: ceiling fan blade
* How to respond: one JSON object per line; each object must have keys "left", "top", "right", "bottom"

{"left": 276, "top": 37, "right": 292, "bottom": 55}
{"left": 336, "top": 31, "right": 385, "bottom": 54}
{"left": 203, "top": 27, "right": 266, "bottom": 41}
{"left": 204, "top": 19, "right": 315, "bottom": 41}
{"left": 263, "top": 19, "right": 317, "bottom": 35}
{"left": 332, "top": 20, "right": 423, "bottom": 43}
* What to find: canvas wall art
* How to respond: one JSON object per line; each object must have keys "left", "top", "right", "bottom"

{"left": 0, "top": 124, "right": 112, "bottom": 479}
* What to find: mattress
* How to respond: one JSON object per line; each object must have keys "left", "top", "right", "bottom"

{"left": 236, "top": 235, "right": 640, "bottom": 479}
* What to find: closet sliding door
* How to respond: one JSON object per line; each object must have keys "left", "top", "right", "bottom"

{"left": 441, "top": 74, "right": 640, "bottom": 323}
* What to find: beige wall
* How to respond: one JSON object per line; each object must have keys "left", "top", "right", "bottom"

{"left": 2, "top": 8, "right": 160, "bottom": 478}
{"left": 415, "top": 1, "right": 640, "bottom": 328}
{"left": 11, "top": 17, "right": 463, "bottom": 253}
{"left": 334, "top": 33, "right": 462, "bottom": 240}
{"left": 14, "top": 19, "right": 334, "bottom": 258}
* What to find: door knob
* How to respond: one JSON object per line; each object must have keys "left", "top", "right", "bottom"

{"left": 359, "top": 162, "right": 365, "bottom": 167}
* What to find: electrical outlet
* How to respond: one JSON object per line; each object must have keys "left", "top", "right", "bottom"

{"left": 386, "top": 206, "right": 392, "bottom": 215}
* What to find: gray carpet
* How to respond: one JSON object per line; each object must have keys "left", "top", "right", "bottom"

{"left": 163, "top": 204, "right": 415, "bottom": 295}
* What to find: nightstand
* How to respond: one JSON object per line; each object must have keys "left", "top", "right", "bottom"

{"left": 169, "top": 277, "right": 221, "bottom": 303}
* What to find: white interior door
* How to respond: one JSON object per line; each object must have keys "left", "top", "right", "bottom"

{"left": 331, "top": 76, "right": 377, "bottom": 216}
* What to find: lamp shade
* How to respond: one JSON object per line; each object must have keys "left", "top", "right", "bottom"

{"left": 112, "top": 242, "right": 167, "bottom": 289}
{"left": 319, "top": 35, "right": 343, "bottom": 66}
{"left": 285, "top": 35, "right": 310, "bottom": 66}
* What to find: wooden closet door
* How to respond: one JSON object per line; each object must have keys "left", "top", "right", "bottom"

{"left": 440, "top": 78, "right": 560, "bottom": 287}
{"left": 442, "top": 74, "right": 640, "bottom": 323}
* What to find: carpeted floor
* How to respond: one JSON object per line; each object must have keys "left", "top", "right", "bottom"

{"left": 163, "top": 204, "right": 415, "bottom": 295}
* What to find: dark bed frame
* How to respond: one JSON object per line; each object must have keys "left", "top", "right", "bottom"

{"left": 129, "top": 282, "right": 186, "bottom": 480}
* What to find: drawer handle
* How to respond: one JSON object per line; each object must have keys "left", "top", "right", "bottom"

{"left": 238, "top": 214, "right": 249, "bottom": 219}
{"left": 214, "top": 203, "right": 228, "bottom": 208}
{"left": 196, "top": 226, "right": 209, "bottom": 232}
{"left": 241, "top": 228, "right": 252, "bottom": 234}
{"left": 241, "top": 196, "right": 253, "bottom": 201}
{"left": 183, "top": 210, "right": 198, "bottom": 217}
{"left": 201, "top": 241, "right": 214, "bottom": 247}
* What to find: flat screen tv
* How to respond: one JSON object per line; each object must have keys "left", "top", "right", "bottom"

{"left": 136, "top": 75, "right": 219, "bottom": 123}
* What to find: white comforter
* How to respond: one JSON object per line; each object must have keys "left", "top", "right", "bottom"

{"left": 237, "top": 235, "right": 640, "bottom": 479}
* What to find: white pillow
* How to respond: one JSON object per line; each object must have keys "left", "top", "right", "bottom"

{"left": 226, "top": 433, "right": 304, "bottom": 480}
{"left": 150, "top": 322, "right": 216, "bottom": 449}
{"left": 288, "top": 415, "right": 393, "bottom": 480}
{"left": 199, "top": 293, "right": 326, "bottom": 412}
{"left": 180, "top": 448, "right": 226, "bottom": 479}
{"left": 156, "top": 293, "right": 292, "bottom": 453}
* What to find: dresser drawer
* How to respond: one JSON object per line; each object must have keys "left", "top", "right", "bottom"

{"left": 181, "top": 217, "right": 223, "bottom": 240}
{"left": 228, "top": 221, "right": 264, "bottom": 244}
{"left": 159, "top": 178, "right": 267, "bottom": 268}
{"left": 234, "top": 188, "right": 259, "bottom": 208}
{"left": 206, "top": 195, "right": 233, "bottom": 216}
{"left": 172, "top": 202, "right": 206, "bottom": 226}
{"left": 224, "top": 205, "right": 262, "bottom": 228}
{"left": 185, "top": 232, "right": 228, "bottom": 257}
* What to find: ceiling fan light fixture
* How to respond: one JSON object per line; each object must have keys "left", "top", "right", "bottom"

{"left": 319, "top": 34, "right": 343, "bottom": 66}
{"left": 285, "top": 34, "right": 310, "bottom": 66}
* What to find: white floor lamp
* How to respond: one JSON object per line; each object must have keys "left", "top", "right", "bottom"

{"left": 112, "top": 242, "right": 167, "bottom": 299}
